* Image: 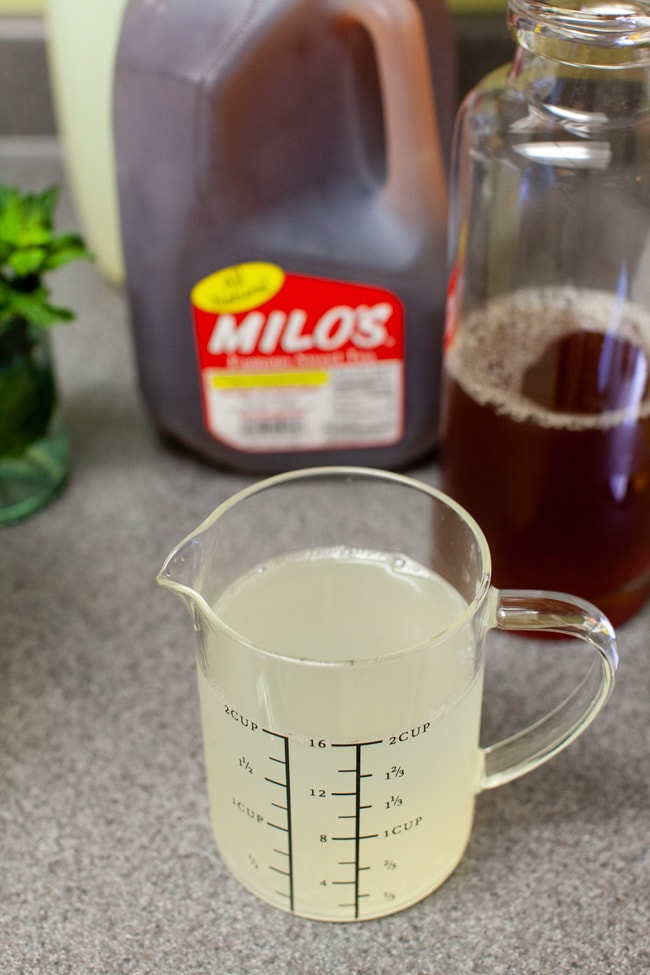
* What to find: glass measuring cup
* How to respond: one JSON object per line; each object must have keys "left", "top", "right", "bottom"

{"left": 157, "top": 467, "right": 618, "bottom": 922}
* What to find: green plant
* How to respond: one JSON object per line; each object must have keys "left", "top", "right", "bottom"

{"left": 0, "top": 184, "right": 91, "bottom": 336}
{"left": 0, "top": 185, "right": 91, "bottom": 457}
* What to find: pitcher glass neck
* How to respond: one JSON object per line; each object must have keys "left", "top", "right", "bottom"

{"left": 508, "top": 0, "right": 650, "bottom": 68}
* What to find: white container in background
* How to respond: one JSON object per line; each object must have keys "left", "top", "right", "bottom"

{"left": 45, "top": 0, "right": 127, "bottom": 285}
{"left": 0, "top": 1, "right": 44, "bottom": 12}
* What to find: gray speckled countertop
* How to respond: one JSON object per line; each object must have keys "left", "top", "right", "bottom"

{"left": 1, "top": 147, "right": 648, "bottom": 975}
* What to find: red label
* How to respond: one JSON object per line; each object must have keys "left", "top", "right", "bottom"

{"left": 190, "top": 263, "right": 405, "bottom": 453}
{"left": 193, "top": 269, "right": 404, "bottom": 367}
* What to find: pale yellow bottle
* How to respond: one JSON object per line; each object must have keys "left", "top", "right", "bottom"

{"left": 46, "top": 0, "right": 127, "bottom": 285}
{"left": 0, "top": 1, "right": 44, "bottom": 12}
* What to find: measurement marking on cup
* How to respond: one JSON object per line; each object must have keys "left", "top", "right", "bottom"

{"left": 332, "top": 740, "right": 382, "bottom": 918}
{"left": 338, "top": 802, "right": 372, "bottom": 820}
{"left": 260, "top": 734, "right": 388, "bottom": 918}
{"left": 333, "top": 833, "right": 379, "bottom": 840}
{"left": 263, "top": 730, "right": 294, "bottom": 913}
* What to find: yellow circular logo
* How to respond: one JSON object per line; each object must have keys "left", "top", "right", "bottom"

{"left": 191, "top": 262, "right": 286, "bottom": 314}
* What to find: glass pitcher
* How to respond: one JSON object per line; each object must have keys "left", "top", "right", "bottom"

{"left": 441, "top": 0, "right": 650, "bottom": 626}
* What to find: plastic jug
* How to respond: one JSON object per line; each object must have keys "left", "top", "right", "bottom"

{"left": 114, "top": 0, "right": 455, "bottom": 473}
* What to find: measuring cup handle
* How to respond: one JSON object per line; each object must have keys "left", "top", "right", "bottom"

{"left": 326, "top": 0, "right": 447, "bottom": 224}
{"left": 480, "top": 590, "right": 619, "bottom": 790}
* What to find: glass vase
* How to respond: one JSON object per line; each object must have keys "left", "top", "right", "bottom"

{"left": 0, "top": 317, "right": 68, "bottom": 524}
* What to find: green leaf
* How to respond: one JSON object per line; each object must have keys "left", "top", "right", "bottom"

{"left": 42, "top": 234, "right": 93, "bottom": 271}
{"left": 40, "top": 304, "right": 75, "bottom": 327}
{"left": 3, "top": 198, "right": 50, "bottom": 249}
{"left": 8, "top": 247, "right": 47, "bottom": 277}
{"left": 0, "top": 183, "right": 91, "bottom": 330}
{"left": 0, "top": 185, "right": 13, "bottom": 210}
{"left": 34, "top": 186, "right": 58, "bottom": 228}
{"left": 1, "top": 288, "right": 68, "bottom": 329}
{"left": 0, "top": 191, "right": 25, "bottom": 247}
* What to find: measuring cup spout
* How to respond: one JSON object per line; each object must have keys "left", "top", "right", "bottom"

{"left": 156, "top": 534, "right": 208, "bottom": 616}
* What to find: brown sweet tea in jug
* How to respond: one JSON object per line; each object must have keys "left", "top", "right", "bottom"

{"left": 114, "top": 0, "right": 455, "bottom": 473}
{"left": 441, "top": 287, "right": 650, "bottom": 626}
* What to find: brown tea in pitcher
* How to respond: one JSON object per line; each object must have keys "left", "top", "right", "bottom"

{"left": 441, "top": 287, "right": 650, "bottom": 626}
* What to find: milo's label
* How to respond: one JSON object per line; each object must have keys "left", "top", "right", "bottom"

{"left": 191, "top": 262, "right": 405, "bottom": 453}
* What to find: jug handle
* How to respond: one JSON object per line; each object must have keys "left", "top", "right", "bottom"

{"left": 327, "top": 0, "right": 447, "bottom": 225}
